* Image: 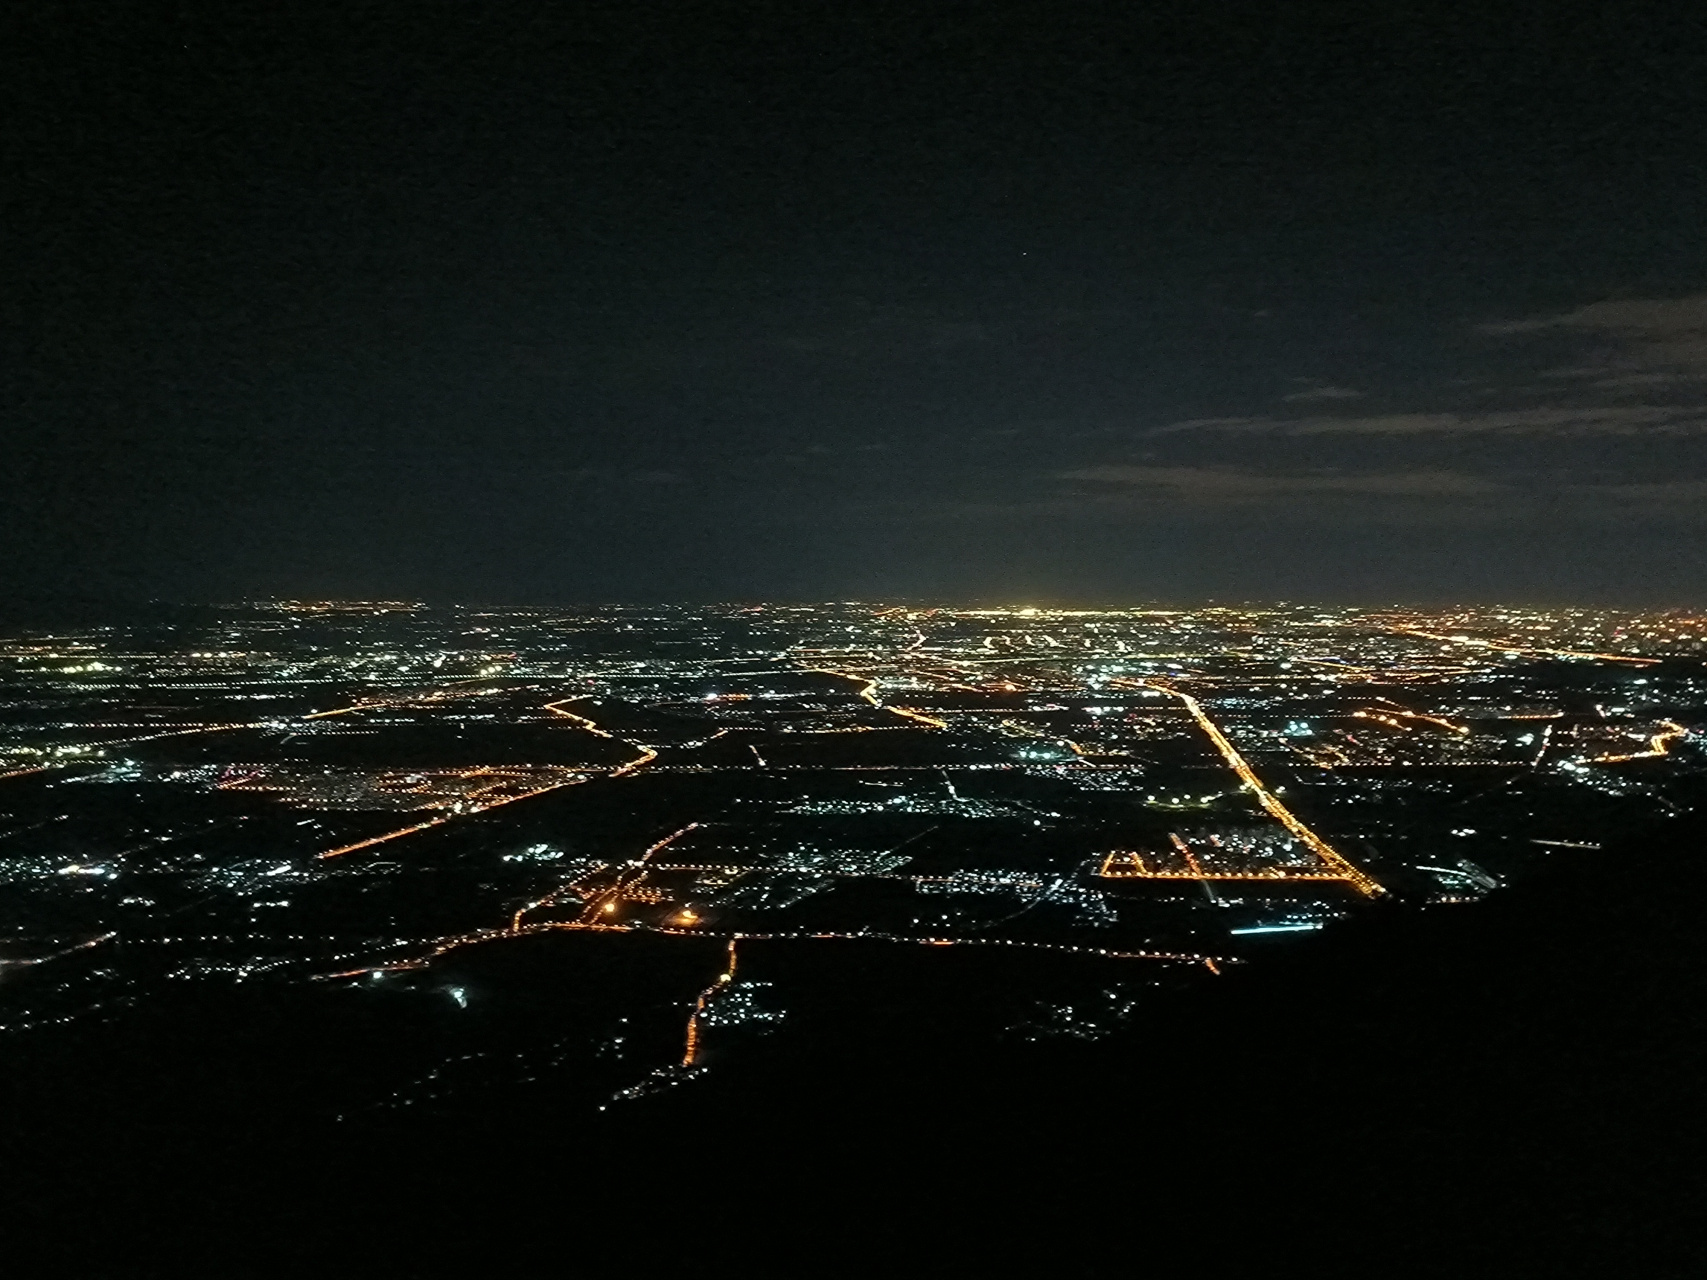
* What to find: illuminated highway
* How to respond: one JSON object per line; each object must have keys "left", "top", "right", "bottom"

{"left": 1591, "top": 720, "right": 1688, "bottom": 764}
{"left": 318, "top": 698, "right": 656, "bottom": 859}
{"left": 1108, "top": 677, "right": 1386, "bottom": 897}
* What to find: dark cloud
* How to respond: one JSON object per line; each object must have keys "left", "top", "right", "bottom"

{"left": 1479, "top": 293, "right": 1707, "bottom": 387}
{"left": 1156, "top": 406, "right": 1707, "bottom": 436}
{"left": 1056, "top": 464, "right": 1502, "bottom": 501}
{"left": 1282, "top": 384, "right": 1365, "bottom": 402}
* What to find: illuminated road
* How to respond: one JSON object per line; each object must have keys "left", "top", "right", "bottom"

{"left": 1374, "top": 621, "right": 1662, "bottom": 666}
{"left": 0, "top": 931, "right": 118, "bottom": 970}
{"left": 802, "top": 668, "right": 882, "bottom": 707}
{"left": 1592, "top": 720, "right": 1688, "bottom": 763}
{"left": 1358, "top": 703, "right": 1469, "bottom": 735}
{"left": 8, "top": 679, "right": 519, "bottom": 788}
{"left": 318, "top": 923, "right": 1236, "bottom": 983}
{"left": 318, "top": 697, "right": 656, "bottom": 859}
{"left": 567, "top": 822, "right": 703, "bottom": 926}
{"left": 886, "top": 705, "right": 950, "bottom": 728}
{"left": 801, "top": 666, "right": 952, "bottom": 728}
{"left": 0, "top": 765, "right": 59, "bottom": 782}
{"left": 682, "top": 938, "right": 740, "bottom": 1066}
{"left": 1110, "top": 678, "right": 1385, "bottom": 898}
{"left": 1100, "top": 848, "right": 1351, "bottom": 882}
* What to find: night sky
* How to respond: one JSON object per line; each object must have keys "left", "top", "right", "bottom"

{"left": 7, "top": 2, "right": 1707, "bottom": 606}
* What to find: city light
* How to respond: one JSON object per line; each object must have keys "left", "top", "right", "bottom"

{"left": 2, "top": 598, "right": 1698, "bottom": 1090}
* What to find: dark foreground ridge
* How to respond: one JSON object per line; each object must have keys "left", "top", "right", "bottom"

{"left": 6, "top": 812, "right": 1702, "bottom": 1275}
